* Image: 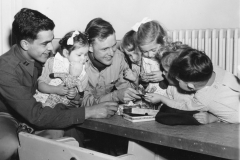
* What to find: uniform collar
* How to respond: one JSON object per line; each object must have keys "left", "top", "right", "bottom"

{"left": 14, "top": 45, "right": 35, "bottom": 76}
{"left": 88, "top": 52, "right": 107, "bottom": 72}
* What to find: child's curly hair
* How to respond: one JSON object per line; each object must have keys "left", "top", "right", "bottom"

{"left": 155, "top": 41, "right": 190, "bottom": 64}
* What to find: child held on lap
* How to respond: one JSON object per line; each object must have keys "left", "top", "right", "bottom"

{"left": 145, "top": 44, "right": 219, "bottom": 124}
{"left": 120, "top": 30, "right": 142, "bottom": 88}
{"left": 169, "top": 48, "right": 240, "bottom": 123}
{"left": 34, "top": 30, "right": 89, "bottom": 108}
{"left": 134, "top": 17, "right": 168, "bottom": 94}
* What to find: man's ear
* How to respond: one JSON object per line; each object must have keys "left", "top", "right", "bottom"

{"left": 20, "top": 40, "right": 30, "bottom": 51}
{"left": 187, "top": 83, "right": 195, "bottom": 90}
{"left": 62, "top": 49, "right": 69, "bottom": 58}
{"left": 89, "top": 44, "right": 93, "bottom": 52}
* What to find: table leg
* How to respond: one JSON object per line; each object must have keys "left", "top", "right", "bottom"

{"left": 127, "top": 141, "right": 167, "bottom": 160}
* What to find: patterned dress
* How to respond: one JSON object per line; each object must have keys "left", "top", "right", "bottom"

{"left": 142, "top": 57, "right": 166, "bottom": 95}
{"left": 34, "top": 53, "right": 87, "bottom": 108}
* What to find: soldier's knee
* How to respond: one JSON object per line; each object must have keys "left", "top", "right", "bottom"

{"left": 0, "top": 134, "right": 19, "bottom": 160}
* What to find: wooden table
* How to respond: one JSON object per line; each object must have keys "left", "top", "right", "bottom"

{"left": 79, "top": 115, "right": 239, "bottom": 160}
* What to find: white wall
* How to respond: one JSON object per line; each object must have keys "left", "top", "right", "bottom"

{"left": 0, "top": 0, "right": 22, "bottom": 54}
{"left": 22, "top": 0, "right": 240, "bottom": 40}
{"left": 1, "top": 0, "right": 239, "bottom": 54}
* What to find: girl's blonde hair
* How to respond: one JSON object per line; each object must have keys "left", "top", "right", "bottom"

{"left": 136, "top": 20, "right": 167, "bottom": 46}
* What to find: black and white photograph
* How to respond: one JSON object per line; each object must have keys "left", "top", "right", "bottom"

{"left": 0, "top": 0, "right": 239, "bottom": 160}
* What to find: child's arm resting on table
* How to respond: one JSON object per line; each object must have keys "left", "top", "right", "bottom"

{"left": 193, "top": 112, "right": 219, "bottom": 124}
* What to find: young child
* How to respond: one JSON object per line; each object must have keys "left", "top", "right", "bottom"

{"left": 168, "top": 48, "right": 240, "bottom": 123}
{"left": 133, "top": 17, "right": 168, "bottom": 95}
{"left": 120, "top": 30, "right": 141, "bottom": 88}
{"left": 34, "top": 30, "right": 89, "bottom": 108}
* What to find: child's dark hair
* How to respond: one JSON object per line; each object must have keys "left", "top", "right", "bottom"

{"left": 59, "top": 31, "right": 89, "bottom": 53}
{"left": 136, "top": 20, "right": 167, "bottom": 46}
{"left": 169, "top": 48, "right": 213, "bottom": 82}
{"left": 121, "top": 30, "right": 137, "bottom": 52}
{"left": 121, "top": 30, "right": 138, "bottom": 69}
{"left": 12, "top": 8, "right": 55, "bottom": 45}
{"left": 85, "top": 18, "right": 115, "bottom": 44}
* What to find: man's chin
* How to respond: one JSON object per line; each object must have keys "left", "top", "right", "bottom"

{"left": 37, "top": 57, "right": 48, "bottom": 63}
{"left": 103, "top": 60, "right": 113, "bottom": 66}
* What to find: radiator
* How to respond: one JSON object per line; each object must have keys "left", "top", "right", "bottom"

{"left": 167, "top": 29, "right": 240, "bottom": 76}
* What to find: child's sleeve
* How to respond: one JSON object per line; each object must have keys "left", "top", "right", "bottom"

{"left": 165, "top": 86, "right": 206, "bottom": 111}
{"left": 132, "top": 64, "right": 141, "bottom": 77}
{"left": 38, "top": 58, "right": 54, "bottom": 84}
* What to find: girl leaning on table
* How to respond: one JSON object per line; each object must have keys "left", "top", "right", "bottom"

{"left": 121, "top": 18, "right": 170, "bottom": 100}
{"left": 134, "top": 17, "right": 169, "bottom": 95}
{"left": 120, "top": 18, "right": 175, "bottom": 108}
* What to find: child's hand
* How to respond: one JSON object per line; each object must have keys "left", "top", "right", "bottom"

{"left": 145, "top": 71, "right": 164, "bottom": 82}
{"left": 140, "top": 73, "right": 150, "bottom": 82}
{"left": 193, "top": 112, "right": 219, "bottom": 124}
{"left": 124, "top": 69, "right": 137, "bottom": 82}
{"left": 66, "top": 88, "right": 77, "bottom": 100}
{"left": 70, "top": 61, "right": 83, "bottom": 77}
{"left": 144, "top": 93, "right": 162, "bottom": 104}
{"left": 145, "top": 85, "right": 157, "bottom": 93}
{"left": 55, "top": 84, "right": 68, "bottom": 96}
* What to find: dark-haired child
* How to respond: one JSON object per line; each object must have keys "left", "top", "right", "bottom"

{"left": 169, "top": 48, "right": 240, "bottom": 123}
{"left": 34, "top": 30, "right": 89, "bottom": 108}
{"left": 144, "top": 43, "right": 219, "bottom": 125}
